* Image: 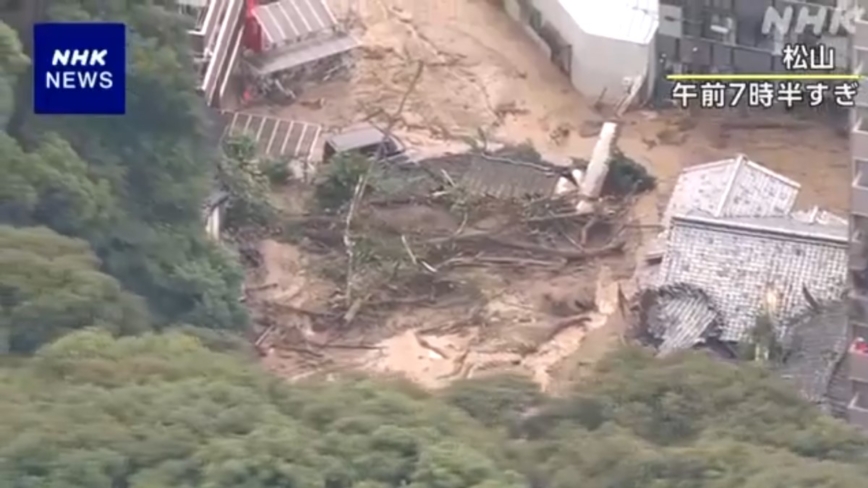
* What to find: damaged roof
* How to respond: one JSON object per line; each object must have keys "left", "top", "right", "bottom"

{"left": 655, "top": 211, "right": 847, "bottom": 343}
{"left": 775, "top": 300, "right": 849, "bottom": 416}
{"left": 662, "top": 155, "right": 800, "bottom": 228}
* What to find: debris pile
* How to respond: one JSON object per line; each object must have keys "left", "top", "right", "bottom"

{"left": 240, "top": 123, "right": 655, "bottom": 379}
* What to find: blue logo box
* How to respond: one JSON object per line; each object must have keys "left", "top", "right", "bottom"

{"left": 33, "top": 22, "right": 126, "bottom": 115}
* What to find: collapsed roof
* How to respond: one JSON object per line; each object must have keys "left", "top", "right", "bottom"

{"left": 774, "top": 300, "right": 850, "bottom": 418}
{"left": 642, "top": 156, "right": 848, "bottom": 353}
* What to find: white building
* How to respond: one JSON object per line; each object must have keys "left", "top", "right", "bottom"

{"left": 503, "top": 0, "right": 659, "bottom": 107}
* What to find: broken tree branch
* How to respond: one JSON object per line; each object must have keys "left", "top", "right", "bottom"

{"left": 580, "top": 214, "right": 599, "bottom": 246}
{"left": 439, "top": 256, "right": 565, "bottom": 268}
{"left": 343, "top": 61, "right": 425, "bottom": 304}
{"left": 343, "top": 178, "right": 365, "bottom": 303}
{"left": 401, "top": 234, "right": 419, "bottom": 265}
{"left": 485, "top": 237, "right": 624, "bottom": 260}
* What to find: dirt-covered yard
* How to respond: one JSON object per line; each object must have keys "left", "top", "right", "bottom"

{"left": 240, "top": 0, "right": 849, "bottom": 390}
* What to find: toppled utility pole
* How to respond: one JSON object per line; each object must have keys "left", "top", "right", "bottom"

{"left": 576, "top": 122, "right": 619, "bottom": 214}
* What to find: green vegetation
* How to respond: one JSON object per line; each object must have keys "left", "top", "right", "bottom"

{"left": 0, "top": 4, "right": 865, "bottom": 487}
{"left": 1, "top": 333, "right": 866, "bottom": 488}
{"left": 1, "top": 2, "right": 246, "bottom": 347}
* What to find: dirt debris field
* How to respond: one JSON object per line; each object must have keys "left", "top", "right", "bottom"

{"left": 242, "top": 0, "right": 850, "bottom": 391}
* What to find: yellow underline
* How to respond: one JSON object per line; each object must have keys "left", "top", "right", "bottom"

{"left": 667, "top": 74, "right": 862, "bottom": 81}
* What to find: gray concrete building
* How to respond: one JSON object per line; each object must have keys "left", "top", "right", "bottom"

{"left": 656, "top": 0, "right": 851, "bottom": 99}
{"left": 849, "top": 0, "right": 868, "bottom": 430}
{"left": 503, "top": 0, "right": 853, "bottom": 106}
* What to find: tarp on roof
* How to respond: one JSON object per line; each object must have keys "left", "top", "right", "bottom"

{"left": 252, "top": 0, "right": 337, "bottom": 44}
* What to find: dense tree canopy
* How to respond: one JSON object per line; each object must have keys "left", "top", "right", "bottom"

{"left": 2, "top": 334, "right": 867, "bottom": 488}
{"left": 0, "top": 226, "right": 148, "bottom": 353}
{"left": 0, "top": 1, "right": 246, "bottom": 345}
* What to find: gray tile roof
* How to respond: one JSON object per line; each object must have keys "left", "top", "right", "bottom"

{"left": 656, "top": 211, "right": 847, "bottom": 343}
{"left": 775, "top": 300, "right": 848, "bottom": 412}
{"left": 641, "top": 283, "right": 724, "bottom": 355}
{"left": 662, "top": 155, "right": 800, "bottom": 228}
{"left": 792, "top": 206, "right": 847, "bottom": 226}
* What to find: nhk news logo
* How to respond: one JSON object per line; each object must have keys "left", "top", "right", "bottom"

{"left": 33, "top": 23, "right": 126, "bottom": 115}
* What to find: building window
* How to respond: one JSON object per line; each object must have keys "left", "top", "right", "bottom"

{"left": 856, "top": 160, "right": 868, "bottom": 187}
{"left": 703, "top": 13, "right": 736, "bottom": 44}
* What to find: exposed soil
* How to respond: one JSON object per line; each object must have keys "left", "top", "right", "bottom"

{"left": 244, "top": 0, "right": 849, "bottom": 390}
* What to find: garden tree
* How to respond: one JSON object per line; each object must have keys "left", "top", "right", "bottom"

{"left": 0, "top": 5, "right": 247, "bottom": 329}
{"left": 219, "top": 136, "right": 279, "bottom": 229}
{"left": 0, "top": 226, "right": 149, "bottom": 353}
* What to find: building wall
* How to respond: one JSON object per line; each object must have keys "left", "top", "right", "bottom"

{"left": 850, "top": 0, "right": 868, "bottom": 431}
{"left": 504, "top": 0, "right": 654, "bottom": 105}
{"left": 654, "top": 0, "right": 851, "bottom": 105}
{"left": 571, "top": 33, "right": 654, "bottom": 104}
{"left": 656, "top": 0, "right": 783, "bottom": 75}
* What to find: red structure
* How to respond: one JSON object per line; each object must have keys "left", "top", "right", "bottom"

{"left": 243, "top": 0, "right": 263, "bottom": 52}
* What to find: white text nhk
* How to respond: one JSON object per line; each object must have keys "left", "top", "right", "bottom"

{"left": 45, "top": 49, "right": 113, "bottom": 89}
{"left": 762, "top": 2, "right": 863, "bottom": 35}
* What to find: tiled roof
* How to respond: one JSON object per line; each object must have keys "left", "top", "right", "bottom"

{"left": 792, "top": 206, "right": 847, "bottom": 226}
{"left": 641, "top": 283, "right": 723, "bottom": 355}
{"left": 656, "top": 211, "right": 847, "bottom": 343}
{"left": 775, "top": 300, "right": 848, "bottom": 413}
{"left": 662, "top": 155, "right": 800, "bottom": 228}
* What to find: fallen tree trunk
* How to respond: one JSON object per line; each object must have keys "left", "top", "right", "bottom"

{"left": 483, "top": 237, "right": 624, "bottom": 260}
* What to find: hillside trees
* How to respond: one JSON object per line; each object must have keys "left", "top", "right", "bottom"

{"left": 0, "top": 226, "right": 149, "bottom": 353}
{"left": 492, "top": 348, "right": 868, "bottom": 488}
{"left": 2, "top": 333, "right": 867, "bottom": 488}
{"left": 0, "top": 331, "right": 525, "bottom": 488}
{"left": 0, "top": 1, "right": 247, "bottom": 335}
